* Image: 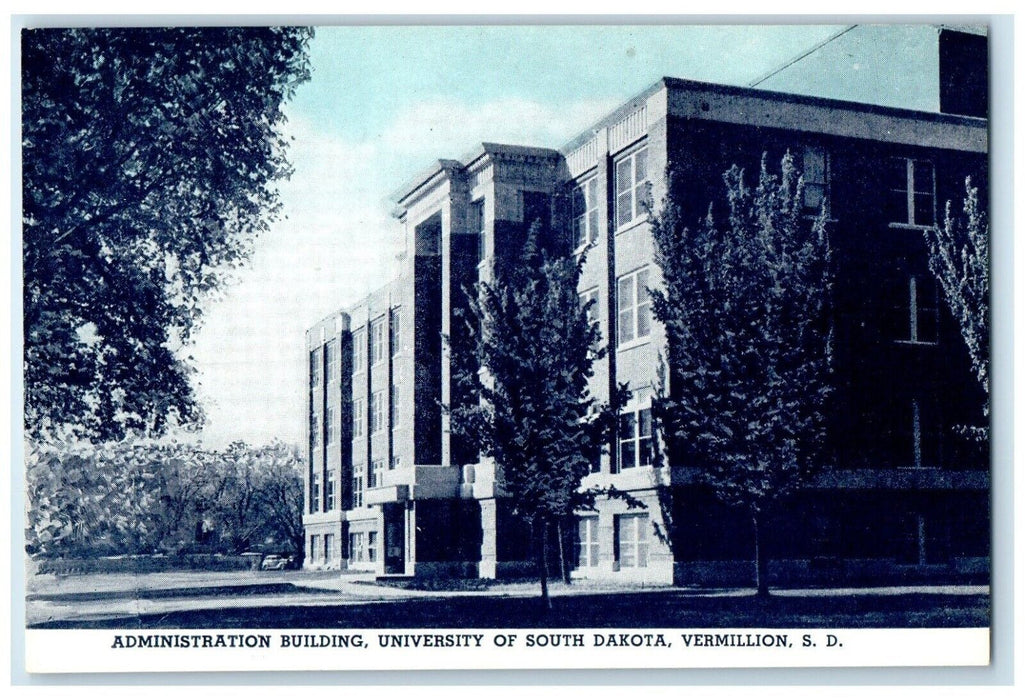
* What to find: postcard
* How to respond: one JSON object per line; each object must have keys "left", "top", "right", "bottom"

{"left": 18, "top": 22, "right": 993, "bottom": 675}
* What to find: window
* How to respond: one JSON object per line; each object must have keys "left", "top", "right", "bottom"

{"left": 352, "top": 329, "right": 365, "bottom": 374}
{"left": 310, "top": 348, "right": 321, "bottom": 388}
{"left": 390, "top": 454, "right": 402, "bottom": 470}
{"left": 390, "top": 384, "right": 400, "bottom": 428}
{"left": 310, "top": 411, "right": 321, "bottom": 449}
{"left": 310, "top": 534, "right": 321, "bottom": 563}
{"left": 325, "top": 340, "right": 338, "bottom": 383}
{"left": 473, "top": 199, "right": 486, "bottom": 264}
{"left": 324, "top": 533, "right": 334, "bottom": 563}
{"left": 326, "top": 474, "right": 337, "bottom": 511}
{"left": 370, "top": 318, "right": 386, "bottom": 366}
{"left": 572, "top": 177, "right": 600, "bottom": 250}
{"left": 390, "top": 309, "right": 401, "bottom": 357}
{"left": 575, "top": 516, "right": 600, "bottom": 568}
{"left": 352, "top": 397, "right": 365, "bottom": 439}
{"left": 580, "top": 287, "right": 599, "bottom": 327}
{"left": 350, "top": 471, "right": 364, "bottom": 508}
{"left": 802, "top": 146, "right": 829, "bottom": 215}
{"left": 619, "top": 405, "right": 653, "bottom": 470}
{"left": 615, "top": 513, "right": 649, "bottom": 568}
{"left": 368, "top": 532, "right": 379, "bottom": 563}
{"left": 887, "top": 158, "right": 935, "bottom": 227}
{"left": 326, "top": 407, "right": 337, "bottom": 446}
{"left": 370, "top": 390, "right": 385, "bottom": 434}
{"left": 310, "top": 471, "right": 321, "bottom": 512}
{"left": 615, "top": 147, "right": 649, "bottom": 228}
{"left": 898, "top": 276, "right": 939, "bottom": 344}
{"left": 370, "top": 459, "right": 385, "bottom": 488}
{"left": 617, "top": 267, "right": 651, "bottom": 346}
{"left": 349, "top": 532, "right": 365, "bottom": 563}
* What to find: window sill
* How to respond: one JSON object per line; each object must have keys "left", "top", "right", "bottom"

{"left": 888, "top": 222, "right": 935, "bottom": 232}
{"left": 614, "top": 217, "right": 649, "bottom": 236}
{"left": 616, "top": 335, "right": 651, "bottom": 353}
{"left": 894, "top": 340, "right": 939, "bottom": 347}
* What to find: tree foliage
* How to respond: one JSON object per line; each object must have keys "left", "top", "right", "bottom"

{"left": 449, "top": 229, "right": 622, "bottom": 605}
{"left": 22, "top": 27, "right": 313, "bottom": 441}
{"left": 649, "top": 153, "right": 834, "bottom": 595}
{"left": 923, "top": 178, "right": 989, "bottom": 419}
{"left": 26, "top": 439, "right": 304, "bottom": 559}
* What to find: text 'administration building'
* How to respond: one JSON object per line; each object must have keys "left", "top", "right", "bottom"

{"left": 303, "top": 27, "right": 989, "bottom": 585}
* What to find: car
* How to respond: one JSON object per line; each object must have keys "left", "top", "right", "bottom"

{"left": 260, "top": 554, "right": 296, "bottom": 571}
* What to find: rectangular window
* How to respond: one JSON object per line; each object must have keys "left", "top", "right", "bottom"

{"left": 350, "top": 471, "right": 364, "bottom": 509}
{"left": 802, "top": 146, "right": 829, "bottom": 215}
{"left": 390, "top": 309, "right": 401, "bottom": 357}
{"left": 325, "top": 407, "right": 336, "bottom": 446}
{"left": 325, "top": 340, "right": 338, "bottom": 383}
{"left": 572, "top": 177, "right": 600, "bottom": 251}
{"left": 370, "top": 459, "right": 385, "bottom": 488}
{"left": 615, "top": 513, "right": 649, "bottom": 569}
{"left": 310, "top": 410, "right": 321, "bottom": 449}
{"left": 352, "top": 329, "right": 365, "bottom": 375}
{"left": 473, "top": 199, "right": 486, "bottom": 264}
{"left": 310, "top": 348, "right": 321, "bottom": 388}
{"left": 887, "top": 158, "right": 935, "bottom": 227}
{"left": 326, "top": 474, "right": 337, "bottom": 511}
{"left": 352, "top": 397, "right": 365, "bottom": 439}
{"left": 617, "top": 267, "right": 651, "bottom": 346}
{"left": 615, "top": 147, "right": 649, "bottom": 229}
{"left": 324, "top": 533, "right": 334, "bottom": 563}
{"left": 370, "top": 390, "right": 385, "bottom": 434}
{"left": 368, "top": 532, "right": 379, "bottom": 563}
{"left": 370, "top": 318, "right": 386, "bottom": 366}
{"left": 575, "top": 516, "right": 600, "bottom": 569}
{"left": 310, "top": 471, "right": 321, "bottom": 513}
{"left": 310, "top": 534, "right": 320, "bottom": 563}
{"left": 580, "top": 287, "right": 599, "bottom": 327}
{"left": 618, "top": 406, "right": 653, "bottom": 470}
{"left": 902, "top": 276, "right": 939, "bottom": 344}
{"left": 390, "top": 384, "right": 400, "bottom": 428}
{"left": 349, "top": 532, "right": 365, "bottom": 563}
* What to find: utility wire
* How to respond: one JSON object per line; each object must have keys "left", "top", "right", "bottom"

{"left": 748, "top": 25, "right": 859, "bottom": 88}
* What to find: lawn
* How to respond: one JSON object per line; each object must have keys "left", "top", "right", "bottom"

{"left": 30, "top": 587, "right": 989, "bottom": 630}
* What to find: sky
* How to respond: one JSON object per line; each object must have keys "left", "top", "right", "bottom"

{"left": 186, "top": 23, "right": 881, "bottom": 448}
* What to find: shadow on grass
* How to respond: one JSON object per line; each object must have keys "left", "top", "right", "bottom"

{"left": 30, "top": 590, "right": 990, "bottom": 630}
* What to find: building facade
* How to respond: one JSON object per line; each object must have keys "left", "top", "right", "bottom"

{"left": 303, "top": 29, "right": 989, "bottom": 586}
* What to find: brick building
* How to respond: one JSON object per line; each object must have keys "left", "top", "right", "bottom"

{"left": 303, "top": 27, "right": 989, "bottom": 585}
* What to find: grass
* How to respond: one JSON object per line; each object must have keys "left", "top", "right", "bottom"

{"left": 30, "top": 588, "right": 989, "bottom": 630}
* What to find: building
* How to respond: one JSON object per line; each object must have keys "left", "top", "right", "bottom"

{"left": 303, "top": 26, "right": 989, "bottom": 586}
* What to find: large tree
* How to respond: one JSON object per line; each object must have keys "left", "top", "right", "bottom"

{"left": 449, "top": 229, "right": 621, "bottom": 608}
{"left": 923, "top": 177, "right": 989, "bottom": 429}
{"left": 22, "top": 27, "right": 313, "bottom": 441}
{"left": 649, "top": 153, "right": 834, "bottom": 596}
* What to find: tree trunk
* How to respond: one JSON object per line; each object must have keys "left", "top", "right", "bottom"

{"left": 752, "top": 511, "right": 770, "bottom": 597}
{"left": 538, "top": 520, "right": 552, "bottom": 610}
{"left": 557, "top": 519, "right": 571, "bottom": 585}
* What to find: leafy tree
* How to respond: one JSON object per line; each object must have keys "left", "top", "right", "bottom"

{"left": 449, "top": 230, "right": 621, "bottom": 608}
{"left": 22, "top": 27, "right": 313, "bottom": 441}
{"left": 25, "top": 439, "right": 305, "bottom": 559}
{"left": 923, "top": 178, "right": 989, "bottom": 431}
{"left": 649, "top": 153, "right": 833, "bottom": 596}
{"left": 250, "top": 443, "right": 306, "bottom": 560}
